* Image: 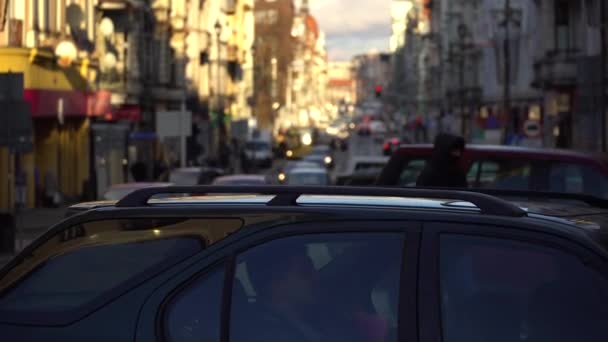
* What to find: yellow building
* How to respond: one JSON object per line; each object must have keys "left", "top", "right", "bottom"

{"left": 0, "top": 1, "right": 98, "bottom": 211}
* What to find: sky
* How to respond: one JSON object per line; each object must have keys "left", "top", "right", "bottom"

{"left": 305, "top": 0, "right": 391, "bottom": 61}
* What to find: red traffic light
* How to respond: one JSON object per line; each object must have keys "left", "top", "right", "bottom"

{"left": 374, "top": 85, "right": 383, "bottom": 98}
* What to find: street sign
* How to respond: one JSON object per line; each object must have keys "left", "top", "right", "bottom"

{"left": 156, "top": 109, "right": 192, "bottom": 168}
{"left": 156, "top": 110, "right": 192, "bottom": 138}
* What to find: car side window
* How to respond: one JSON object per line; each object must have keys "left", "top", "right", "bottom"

{"left": 399, "top": 159, "right": 427, "bottom": 186}
{"left": 548, "top": 163, "right": 608, "bottom": 198}
{"left": 440, "top": 234, "right": 608, "bottom": 342}
{"left": 164, "top": 267, "right": 225, "bottom": 342}
{"left": 469, "top": 160, "right": 531, "bottom": 190}
{"left": 231, "top": 233, "right": 404, "bottom": 342}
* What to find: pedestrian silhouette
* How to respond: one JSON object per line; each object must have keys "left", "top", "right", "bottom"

{"left": 416, "top": 133, "right": 467, "bottom": 188}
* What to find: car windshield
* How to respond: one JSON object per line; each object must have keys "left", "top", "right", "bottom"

{"left": 287, "top": 172, "right": 329, "bottom": 185}
{"left": 246, "top": 142, "right": 270, "bottom": 151}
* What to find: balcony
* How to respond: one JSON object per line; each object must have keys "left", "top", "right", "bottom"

{"left": 532, "top": 50, "right": 579, "bottom": 89}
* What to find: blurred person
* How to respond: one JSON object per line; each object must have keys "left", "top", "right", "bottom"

{"left": 416, "top": 133, "right": 467, "bottom": 188}
{"left": 240, "top": 243, "right": 390, "bottom": 342}
{"left": 241, "top": 243, "right": 323, "bottom": 342}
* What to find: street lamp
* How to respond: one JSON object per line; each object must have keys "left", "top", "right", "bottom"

{"left": 214, "top": 20, "right": 224, "bottom": 157}
{"left": 495, "top": 0, "right": 522, "bottom": 144}
{"left": 450, "top": 23, "right": 473, "bottom": 139}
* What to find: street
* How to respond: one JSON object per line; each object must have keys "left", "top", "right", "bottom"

{"left": 0, "top": 133, "right": 387, "bottom": 267}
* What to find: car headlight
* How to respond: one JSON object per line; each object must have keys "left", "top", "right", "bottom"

{"left": 286, "top": 150, "right": 294, "bottom": 158}
{"left": 278, "top": 173, "right": 286, "bottom": 182}
{"left": 324, "top": 156, "right": 333, "bottom": 165}
{"left": 301, "top": 133, "right": 313, "bottom": 146}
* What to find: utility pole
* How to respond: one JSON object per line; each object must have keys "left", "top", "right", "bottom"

{"left": 459, "top": 45, "right": 466, "bottom": 138}
{"left": 502, "top": 0, "right": 511, "bottom": 144}
{"left": 601, "top": 0, "right": 607, "bottom": 152}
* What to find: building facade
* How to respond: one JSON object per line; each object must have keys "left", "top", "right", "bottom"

{"left": 0, "top": 0, "right": 256, "bottom": 212}
{"left": 391, "top": 0, "right": 607, "bottom": 149}
{"left": 253, "top": 0, "right": 295, "bottom": 130}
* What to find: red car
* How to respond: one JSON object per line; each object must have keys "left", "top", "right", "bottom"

{"left": 377, "top": 144, "right": 608, "bottom": 198}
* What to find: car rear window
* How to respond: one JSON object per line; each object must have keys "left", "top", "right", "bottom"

{"left": 0, "top": 218, "right": 242, "bottom": 325}
{"left": 0, "top": 238, "right": 201, "bottom": 313}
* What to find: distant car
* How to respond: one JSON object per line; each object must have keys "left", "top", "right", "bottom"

{"left": 243, "top": 140, "right": 273, "bottom": 168}
{"left": 383, "top": 137, "right": 405, "bottom": 156}
{"left": 102, "top": 182, "right": 173, "bottom": 201}
{"left": 303, "top": 145, "right": 334, "bottom": 168}
{"left": 170, "top": 167, "right": 225, "bottom": 186}
{"left": 377, "top": 144, "right": 608, "bottom": 197}
{"left": 212, "top": 175, "right": 269, "bottom": 186}
{"left": 335, "top": 169, "right": 382, "bottom": 187}
{"left": 369, "top": 120, "right": 388, "bottom": 135}
{"left": 284, "top": 168, "right": 331, "bottom": 186}
{"left": 278, "top": 161, "right": 325, "bottom": 184}
{"left": 335, "top": 156, "right": 389, "bottom": 185}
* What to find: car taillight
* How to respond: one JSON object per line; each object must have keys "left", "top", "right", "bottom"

{"left": 391, "top": 138, "right": 400, "bottom": 145}
{"left": 383, "top": 142, "right": 390, "bottom": 150}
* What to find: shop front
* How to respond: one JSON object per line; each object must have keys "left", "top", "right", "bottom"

{"left": 0, "top": 48, "right": 95, "bottom": 206}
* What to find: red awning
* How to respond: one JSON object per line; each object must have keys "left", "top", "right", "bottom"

{"left": 24, "top": 89, "right": 90, "bottom": 118}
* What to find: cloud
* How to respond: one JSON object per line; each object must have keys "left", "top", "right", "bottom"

{"left": 301, "top": 0, "right": 391, "bottom": 60}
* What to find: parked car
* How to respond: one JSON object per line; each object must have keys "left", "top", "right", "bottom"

{"left": 377, "top": 144, "right": 608, "bottom": 198}
{"left": 102, "top": 182, "right": 173, "bottom": 201}
{"left": 335, "top": 156, "right": 389, "bottom": 185}
{"left": 282, "top": 168, "right": 330, "bottom": 186}
{"left": 2, "top": 186, "right": 607, "bottom": 341}
{"left": 211, "top": 175, "right": 269, "bottom": 186}
{"left": 170, "top": 167, "right": 225, "bottom": 186}
{"left": 303, "top": 145, "right": 334, "bottom": 168}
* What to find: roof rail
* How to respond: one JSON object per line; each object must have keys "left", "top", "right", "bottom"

{"left": 115, "top": 186, "right": 527, "bottom": 217}
{"left": 463, "top": 189, "right": 608, "bottom": 209}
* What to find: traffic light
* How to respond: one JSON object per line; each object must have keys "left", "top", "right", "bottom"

{"left": 375, "top": 85, "right": 383, "bottom": 98}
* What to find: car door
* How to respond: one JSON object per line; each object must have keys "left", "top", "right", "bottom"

{"left": 419, "top": 222, "right": 608, "bottom": 342}
{"left": 135, "top": 220, "right": 420, "bottom": 342}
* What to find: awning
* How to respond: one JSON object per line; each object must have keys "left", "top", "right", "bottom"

{"left": 0, "top": 101, "right": 34, "bottom": 152}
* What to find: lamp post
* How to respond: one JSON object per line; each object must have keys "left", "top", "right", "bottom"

{"left": 497, "top": 0, "right": 521, "bottom": 144}
{"left": 450, "top": 23, "right": 472, "bottom": 139}
{"left": 214, "top": 20, "right": 224, "bottom": 158}
{"left": 458, "top": 24, "right": 467, "bottom": 139}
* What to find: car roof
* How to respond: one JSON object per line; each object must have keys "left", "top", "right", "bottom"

{"left": 108, "top": 182, "right": 173, "bottom": 189}
{"left": 213, "top": 175, "right": 266, "bottom": 182}
{"left": 67, "top": 186, "right": 608, "bottom": 246}
{"left": 289, "top": 168, "right": 327, "bottom": 174}
{"left": 397, "top": 144, "right": 606, "bottom": 162}
{"left": 351, "top": 156, "right": 389, "bottom": 163}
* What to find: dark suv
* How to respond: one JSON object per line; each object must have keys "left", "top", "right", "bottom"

{"left": 377, "top": 144, "right": 608, "bottom": 197}
{"left": 0, "top": 186, "right": 607, "bottom": 342}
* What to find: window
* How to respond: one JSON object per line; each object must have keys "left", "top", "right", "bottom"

{"left": 231, "top": 234, "right": 403, "bottom": 342}
{"left": 468, "top": 160, "right": 531, "bottom": 190}
{"left": 555, "top": 0, "right": 572, "bottom": 50}
{"left": 398, "top": 159, "right": 427, "bottom": 186}
{"left": 0, "top": 218, "right": 241, "bottom": 325}
{"left": 548, "top": 163, "right": 608, "bottom": 198}
{"left": 441, "top": 235, "right": 608, "bottom": 342}
{"left": 0, "top": 237, "right": 202, "bottom": 313}
{"left": 165, "top": 267, "right": 225, "bottom": 342}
